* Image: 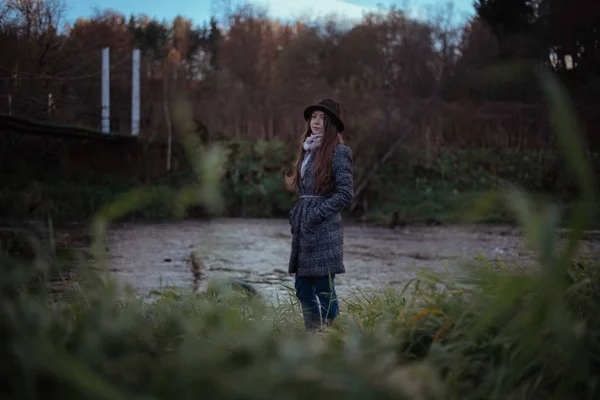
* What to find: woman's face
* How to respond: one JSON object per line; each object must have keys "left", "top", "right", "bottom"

{"left": 310, "top": 110, "right": 325, "bottom": 135}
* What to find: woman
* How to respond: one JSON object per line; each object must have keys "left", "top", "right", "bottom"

{"left": 285, "top": 98, "right": 354, "bottom": 331}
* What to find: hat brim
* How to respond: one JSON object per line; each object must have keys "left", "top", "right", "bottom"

{"left": 303, "top": 105, "right": 345, "bottom": 133}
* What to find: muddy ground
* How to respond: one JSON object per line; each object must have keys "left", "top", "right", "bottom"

{"left": 106, "top": 218, "right": 600, "bottom": 300}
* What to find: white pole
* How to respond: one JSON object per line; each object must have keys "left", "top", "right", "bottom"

{"left": 101, "top": 47, "right": 110, "bottom": 134}
{"left": 131, "top": 48, "right": 140, "bottom": 136}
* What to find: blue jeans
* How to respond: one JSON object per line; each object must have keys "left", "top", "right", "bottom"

{"left": 295, "top": 275, "right": 339, "bottom": 331}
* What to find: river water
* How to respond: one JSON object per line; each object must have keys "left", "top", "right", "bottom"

{"left": 106, "top": 218, "right": 600, "bottom": 299}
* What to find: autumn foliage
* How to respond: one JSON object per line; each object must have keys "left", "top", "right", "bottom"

{"left": 1, "top": 0, "right": 599, "bottom": 148}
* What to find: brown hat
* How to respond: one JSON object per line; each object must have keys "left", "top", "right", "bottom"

{"left": 303, "top": 98, "right": 345, "bottom": 132}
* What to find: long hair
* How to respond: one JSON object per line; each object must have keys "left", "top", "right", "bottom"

{"left": 285, "top": 114, "right": 343, "bottom": 194}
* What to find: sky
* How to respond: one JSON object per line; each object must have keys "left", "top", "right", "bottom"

{"left": 63, "top": 0, "right": 476, "bottom": 26}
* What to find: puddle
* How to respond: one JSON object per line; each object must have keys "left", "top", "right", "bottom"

{"left": 106, "top": 219, "right": 600, "bottom": 299}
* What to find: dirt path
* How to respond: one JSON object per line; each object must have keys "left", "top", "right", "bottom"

{"left": 106, "top": 219, "right": 600, "bottom": 299}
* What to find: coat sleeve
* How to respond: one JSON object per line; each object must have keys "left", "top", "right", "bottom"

{"left": 314, "top": 144, "right": 354, "bottom": 223}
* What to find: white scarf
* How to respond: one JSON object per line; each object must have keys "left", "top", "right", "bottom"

{"left": 300, "top": 133, "right": 322, "bottom": 178}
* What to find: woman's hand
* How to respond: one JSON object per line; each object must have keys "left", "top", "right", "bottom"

{"left": 306, "top": 207, "right": 324, "bottom": 229}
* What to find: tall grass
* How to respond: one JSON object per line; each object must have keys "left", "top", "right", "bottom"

{"left": 1, "top": 70, "right": 599, "bottom": 399}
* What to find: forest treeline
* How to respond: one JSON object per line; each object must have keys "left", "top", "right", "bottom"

{"left": 1, "top": 0, "right": 599, "bottom": 144}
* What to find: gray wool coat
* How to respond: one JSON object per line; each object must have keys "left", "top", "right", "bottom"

{"left": 288, "top": 143, "right": 354, "bottom": 277}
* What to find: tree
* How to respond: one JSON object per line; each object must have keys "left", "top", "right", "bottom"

{"left": 474, "top": 0, "right": 540, "bottom": 61}
{"left": 207, "top": 17, "right": 221, "bottom": 70}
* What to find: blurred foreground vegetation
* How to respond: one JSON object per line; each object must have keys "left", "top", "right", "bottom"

{"left": 3, "top": 240, "right": 600, "bottom": 400}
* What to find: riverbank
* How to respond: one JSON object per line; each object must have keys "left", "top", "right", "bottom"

{"left": 2, "top": 143, "right": 599, "bottom": 227}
